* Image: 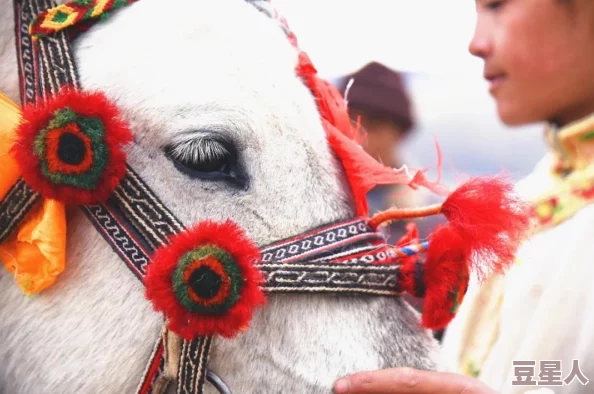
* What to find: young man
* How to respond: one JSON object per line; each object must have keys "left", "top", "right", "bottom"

{"left": 334, "top": 0, "right": 594, "bottom": 393}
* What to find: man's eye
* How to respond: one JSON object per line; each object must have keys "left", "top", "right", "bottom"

{"left": 486, "top": 1, "right": 504, "bottom": 11}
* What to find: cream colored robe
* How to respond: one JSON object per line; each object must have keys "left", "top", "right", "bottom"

{"left": 441, "top": 116, "right": 594, "bottom": 394}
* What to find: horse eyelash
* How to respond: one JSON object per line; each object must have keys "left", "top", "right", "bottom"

{"left": 166, "top": 137, "right": 230, "bottom": 163}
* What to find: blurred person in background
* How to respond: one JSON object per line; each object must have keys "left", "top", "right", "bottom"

{"left": 337, "top": 61, "right": 446, "bottom": 323}
{"left": 336, "top": 61, "right": 418, "bottom": 241}
{"left": 337, "top": 61, "right": 414, "bottom": 171}
{"left": 337, "top": 62, "right": 431, "bottom": 316}
{"left": 333, "top": 0, "right": 594, "bottom": 393}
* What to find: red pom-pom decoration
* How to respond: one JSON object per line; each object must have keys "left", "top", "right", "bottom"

{"left": 145, "top": 220, "right": 266, "bottom": 340}
{"left": 12, "top": 88, "right": 132, "bottom": 205}
{"left": 421, "top": 176, "right": 530, "bottom": 329}
{"left": 421, "top": 228, "right": 470, "bottom": 329}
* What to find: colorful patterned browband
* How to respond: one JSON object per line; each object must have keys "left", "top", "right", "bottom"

{"left": 29, "top": 0, "right": 138, "bottom": 40}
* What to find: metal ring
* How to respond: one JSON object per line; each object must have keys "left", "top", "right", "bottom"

{"left": 206, "top": 370, "right": 232, "bottom": 394}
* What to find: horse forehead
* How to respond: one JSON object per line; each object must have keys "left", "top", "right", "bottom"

{"left": 74, "top": 0, "right": 310, "bottom": 138}
{"left": 76, "top": 0, "right": 297, "bottom": 91}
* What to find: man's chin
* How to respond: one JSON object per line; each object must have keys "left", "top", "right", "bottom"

{"left": 496, "top": 104, "right": 540, "bottom": 127}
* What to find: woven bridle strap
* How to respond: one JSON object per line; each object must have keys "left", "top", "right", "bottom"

{"left": 0, "top": 179, "right": 39, "bottom": 244}
{"left": 11, "top": 1, "right": 208, "bottom": 392}
{"left": 6, "top": 1, "right": 423, "bottom": 393}
{"left": 89, "top": 167, "right": 413, "bottom": 394}
{"left": 0, "top": 0, "right": 74, "bottom": 244}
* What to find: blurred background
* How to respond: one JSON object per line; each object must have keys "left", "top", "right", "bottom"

{"left": 273, "top": 0, "right": 547, "bottom": 186}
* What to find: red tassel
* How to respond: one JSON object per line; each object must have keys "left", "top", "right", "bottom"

{"left": 295, "top": 52, "right": 448, "bottom": 217}
{"left": 421, "top": 176, "right": 530, "bottom": 329}
{"left": 440, "top": 176, "right": 531, "bottom": 277}
{"left": 421, "top": 227, "right": 470, "bottom": 329}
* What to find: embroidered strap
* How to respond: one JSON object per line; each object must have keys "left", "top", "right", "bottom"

{"left": 16, "top": 0, "right": 79, "bottom": 99}
{"left": 12, "top": 1, "right": 179, "bottom": 392}
{"left": 6, "top": 0, "right": 80, "bottom": 241}
{"left": 260, "top": 218, "right": 384, "bottom": 264}
{"left": 84, "top": 169, "right": 214, "bottom": 393}
{"left": 0, "top": 179, "right": 40, "bottom": 244}
{"left": 83, "top": 169, "right": 212, "bottom": 394}
{"left": 85, "top": 165, "right": 429, "bottom": 391}
{"left": 84, "top": 166, "right": 211, "bottom": 393}
{"left": 104, "top": 167, "right": 422, "bottom": 297}
{"left": 4, "top": 0, "right": 45, "bottom": 245}
{"left": 136, "top": 336, "right": 166, "bottom": 394}
{"left": 262, "top": 260, "right": 402, "bottom": 296}
{"left": 14, "top": 0, "right": 39, "bottom": 105}
{"left": 89, "top": 166, "right": 425, "bottom": 391}
{"left": 177, "top": 336, "right": 213, "bottom": 394}
{"left": 111, "top": 168, "right": 184, "bottom": 248}
{"left": 33, "top": 0, "right": 80, "bottom": 94}
{"left": 81, "top": 202, "right": 151, "bottom": 281}
{"left": 29, "top": 0, "right": 139, "bottom": 40}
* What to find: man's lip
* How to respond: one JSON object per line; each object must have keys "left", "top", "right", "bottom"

{"left": 485, "top": 74, "right": 507, "bottom": 92}
{"left": 484, "top": 73, "right": 506, "bottom": 81}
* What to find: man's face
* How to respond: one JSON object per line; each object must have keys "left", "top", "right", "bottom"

{"left": 470, "top": 0, "right": 594, "bottom": 126}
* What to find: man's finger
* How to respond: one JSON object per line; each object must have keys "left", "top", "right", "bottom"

{"left": 333, "top": 367, "right": 499, "bottom": 394}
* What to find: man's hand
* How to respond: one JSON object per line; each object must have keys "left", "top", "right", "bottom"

{"left": 332, "top": 367, "right": 500, "bottom": 394}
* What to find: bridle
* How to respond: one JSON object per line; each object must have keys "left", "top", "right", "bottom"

{"left": 1, "top": 0, "right": 520, "bottom": 393}
{"left": 4, "top": 1, "right": 426, "bottom": 392}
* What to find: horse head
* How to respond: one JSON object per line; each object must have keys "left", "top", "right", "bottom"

{"left": 0, "top": 1, "right": 530, "bottom": 393}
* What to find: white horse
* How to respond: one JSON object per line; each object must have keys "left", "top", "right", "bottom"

{"left": 0, "top": 0, "right": 438, "bottom": 392}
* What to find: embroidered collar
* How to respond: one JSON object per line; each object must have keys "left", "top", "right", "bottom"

{"left": 546, "top": 113, "right": 594, "bottom": 176}
{"left": 528, "top": 113, "right": 594, "bottom": 232}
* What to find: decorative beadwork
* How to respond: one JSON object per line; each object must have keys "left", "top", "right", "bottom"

{"left": 29, "top": 0, "right": 138, "bottom": 40}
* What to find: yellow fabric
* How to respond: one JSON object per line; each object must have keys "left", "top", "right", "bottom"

{"left": 531, "top": 163, "right": 594, "bottom": 232}
{"left": 442, "top": 113, "right": 594, "bottom": 389}
{"left": 547, "top": 113, "right": 594, "bottom": 175}
{"left": 0, "top": 91, "right": 21, "bottom": 195}
{"left": 0, "top": 91, "right": 66, "bottom": 295}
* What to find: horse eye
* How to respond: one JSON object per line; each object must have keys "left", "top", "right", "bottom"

{"left": 166, "top": 146, "right": 230, "bottom": 174}
{"left": 164, "top": 136, "right": 247, "bottom": 188}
